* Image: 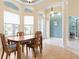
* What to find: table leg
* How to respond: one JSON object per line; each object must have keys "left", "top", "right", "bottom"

{"left": 17, "top": 42, "right": 21, "bottom": 59}
{"left": 40, "top": 38, "right": 42, "bottom": 53}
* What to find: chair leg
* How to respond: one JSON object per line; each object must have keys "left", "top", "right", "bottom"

{"left": 9, "top": 54, "right": 10, "bottom": 59}
{"left": 28, "top": 47, "right": 30, "bottom": 51}
{"left": 26, "top": 45, "right": 28, "bottom": 55}
{"left": 14, "top": 51, "right": 16, "bottom": 55}
{"left": 32, "top": 48, "right": 36, "bottom": 58}
{"left": 6, "top": 53, "right": 8, "bottom": 59}
{"left": 40, "top": 46, "right": 42, "bottom": 53}
{"left": 1, "top": 50, "right": 4, "bottom": 59}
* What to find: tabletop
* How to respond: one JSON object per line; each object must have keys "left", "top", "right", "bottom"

{"left": 7, "top": 35, "right": 35, "bottom": 42}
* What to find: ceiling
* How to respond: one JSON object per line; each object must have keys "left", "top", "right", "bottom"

{"left": 3, "top": 0, "right": 64, "bottom": 13}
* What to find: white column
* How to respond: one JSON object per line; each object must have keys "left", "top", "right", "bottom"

{"left": 19, "top": 13, "right": 24, "bottom": 32}
{"left": 0, "top": 0, "right": 4, "bottom": 48}
{"left": 34, "top": 14, "right": 39, "bottom": 33}
{"left": 0, "top": 1, "right": 4, "bottom": 33}
{"left": 45, "top": 13, "right": 50, "bottom": 38}
{"left": 19, "top": 6, "right": 24, "bottom": 32}
{"left": 63, "top": 0, "right": 69, "bottom": 46}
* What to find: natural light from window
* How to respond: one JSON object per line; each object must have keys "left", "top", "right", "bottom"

{"left": 4, "top": 11, "right": 20, "bottom": 36}
{"left": 24, "top": 16, "right": 34, "bottom": 35}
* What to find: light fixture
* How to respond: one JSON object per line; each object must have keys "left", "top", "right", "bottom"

{"left": 50, "top": 8, "right": 54, "bottom": 14}
{"left": 50, "top": 8, "right": 54, "bottom": 17}
{"left": 26, "top": 0, "right": 35, "bottom": 3}
{"left": 18, "top": 0, "right": 43, "bottom": 6}
{"left": 20, "top": 0, "right": 35, "bottom": 3}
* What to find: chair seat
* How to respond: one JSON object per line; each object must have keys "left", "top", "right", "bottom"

{"left": 7, "top": 44, "right": 16, "bottom": 52}
{"left": 8, "top": 44, "right": 16, "bottom": 49}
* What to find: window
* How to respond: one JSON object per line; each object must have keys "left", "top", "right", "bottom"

{"left": 4, "top": 11, "right": 20, "bottom": 36}
{"left": 24, "top": 16, "right": 34, "bottom": 35}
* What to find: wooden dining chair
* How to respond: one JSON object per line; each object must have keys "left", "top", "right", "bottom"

{"left": 34, "top": 31, "right": 42, "bottom": 53}
{"left": 26, "top": 31, "right": 43, "bottom": 57}
{"left": 0, "top": 33, "right": 17, "bottom": 59}
{"left": 17, "top": 32, "right": 24, "bottom": 36}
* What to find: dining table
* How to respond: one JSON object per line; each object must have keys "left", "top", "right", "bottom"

{"left": 7, "top": 35, "right": 35, "bottom": 59}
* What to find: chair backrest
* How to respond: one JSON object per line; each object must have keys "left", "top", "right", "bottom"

{"left": 17, "top": 32, "right": 24, "bottom": 36}
{"left": 34, "top": 31, "right": 42, "bottom": 48}
{"left": 0, "top": 33, "right": 8, "bottom": 52}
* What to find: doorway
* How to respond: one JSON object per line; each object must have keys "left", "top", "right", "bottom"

{"left": 50, "top": 12, "right": 62, "bottom": 38}
{"left": 68, "top": 16, "right": 79, "bottom": 52}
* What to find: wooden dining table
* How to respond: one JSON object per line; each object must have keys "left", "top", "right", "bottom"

{"left": 7, "top": 35, "right": 35, "bottom": 59}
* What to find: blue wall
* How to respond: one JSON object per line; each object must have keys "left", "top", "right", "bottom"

{"left": 50, "top": 13, "right": 62, "bottom": 38}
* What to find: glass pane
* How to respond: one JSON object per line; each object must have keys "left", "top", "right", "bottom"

{"left": 24, "top": 16, "right": 34, "bottom": 35}
{"left": 4, "top": 11, "right": 20, "bottom": 36}
{"left": 4, "top": 11, "right": 20, "bottom": 24}
{"left": 4, "top": 24, "right": 13, "bottom": 36}
{"left": 24, "top": 16, "right": 34, "bottom": 25}
{"left": 24, "top": 25, "right": 33, "bottom": 35}
{"left": 13, "top": 24, "right": 19, "bottom": 35}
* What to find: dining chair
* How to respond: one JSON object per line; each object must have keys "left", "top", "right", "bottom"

{"left": 0, "top": 33, "right": 17, "bottom": 59}
{"left": 17, "top": 32, "right": 24, "bottom": 36}
{"left": 26, "top": 31, "right": 43, "bottom": 57}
